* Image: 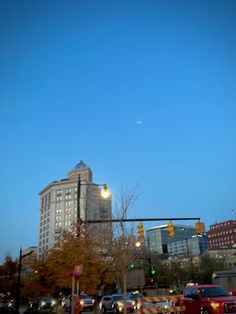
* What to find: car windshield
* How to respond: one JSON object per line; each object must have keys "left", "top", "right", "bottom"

{"left": 112, "top": 295, "right": 124, "bottom": 301}
{"left": 128, "top": 293, "right": 143, "bottom": 299}
{"left": 199, "top": 287, "right": 229, "bottom": 297}
{"left": 80, "top": 294, "right": 90, "bottom": 299}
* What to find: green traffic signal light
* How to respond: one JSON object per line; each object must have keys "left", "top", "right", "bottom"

{"left": 151, "top": 268, "right": 156, "bottom": 275}
{"left": 130, "top": 263, "right": 135, "bottom": 269}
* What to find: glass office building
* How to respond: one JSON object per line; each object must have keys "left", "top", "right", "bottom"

{"left": 146, "top": 224, "right": 197, "bottom": 254}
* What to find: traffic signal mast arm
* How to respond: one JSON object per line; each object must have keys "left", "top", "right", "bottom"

{"left": 82, "top": 217, "right": 201, "bottom": 223}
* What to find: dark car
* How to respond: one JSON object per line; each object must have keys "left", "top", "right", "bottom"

{"left": 127, "top": 292, "right": 143, "bottom": 310}
{"left": 0, "top": 301, "right": 15, "bottom": 313}
{"left": 99, "top": 294, "right": 135, "bottom": 313}
{"left": 62, "top": 294, "right": 94, "bottom": 312}
{"left": 29, "top": 297, "right": 57, "bottom": 311}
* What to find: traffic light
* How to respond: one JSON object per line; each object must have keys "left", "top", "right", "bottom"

{"left": 130, "top": 263, "right": 135, "bottom": 269}
{"left": 137, "top": 223, "right": 144, "bottom": 240}
{"left": 167, "top": 221, "right": 175, "bottom": 237}
{"left": 151, "top": 267, "right": 156, "bottom": 276}
{"left": 195, "top": 221, "right": 205, "bottom": 234}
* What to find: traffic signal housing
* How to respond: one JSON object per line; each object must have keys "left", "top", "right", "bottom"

{"left": 195, "top": 221, "right": 206, "bottom": 234}
{"left": 167, "top": 221, "right": 175, "bottom": 237}
{"left": 137, "top": 223, "right": 144, "bottom": 240}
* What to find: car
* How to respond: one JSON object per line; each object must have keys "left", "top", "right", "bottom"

{"left": 79, "top": 294, "right": 95, "bottom": 312}
{"left": 99, "top": 294, "right": 135, "bottom": 313}
{"left": 127, "top": 292, "right": 143, "bottom": 310}
{"left": 179, "top": 284, "right": 236, "bottom": 314}
{"left": 62, "top": 294, "right": 94, "bottom": 312}
{"left": 0, "top": 301, "right": 15, "bottom": 313}
{"left": 29, "top": 296, "right": 57, "bottom": 311}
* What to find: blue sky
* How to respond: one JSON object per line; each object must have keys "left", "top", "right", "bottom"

{"left": 0, "top": 0, "right": 236, "bottom": 263}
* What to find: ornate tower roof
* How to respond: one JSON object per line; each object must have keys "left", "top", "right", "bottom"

{"left": 75, "top": 160, "right": 87, "bottom": 169}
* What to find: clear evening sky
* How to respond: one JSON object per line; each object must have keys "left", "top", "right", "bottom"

{"left": 0, "top": 0, "right": 236, "bottom": 262}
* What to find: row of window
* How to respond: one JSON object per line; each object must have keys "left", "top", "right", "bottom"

{"left": 39, "top": 245, "right": 49, "bottom": 253}
{"left": 208, "top": 229, "right": 234, "bottom": 237}
{"left": 210, "top": 236, "right": 233, "bottom": 242}
{"left": 209, "top": 241, "right": 234, "bottom": 247}
{"left": 210, "top": 241, "right": 234, "bottom": 247}
{"left": 40, "top": 224, "right": 49, "bottom": 233}
{"left": 211, "top": 222, "right": 235, "bottom": 229}
{"left": 40, "top": 231, "right": 49, "bottom": 240}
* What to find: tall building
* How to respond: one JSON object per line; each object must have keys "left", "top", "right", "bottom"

{"left": 167, "top": 234, "right": 208, "bottom": 258}
{"left": 38, "top": 161, "right": 112, "bottom": 258}
{"left": 207, "top": 220, "right": 236, "bottom": 250}
{"left": 146, "top": 224, "right": 196, "bottom": 255}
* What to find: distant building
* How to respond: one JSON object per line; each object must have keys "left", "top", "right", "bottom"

{"left": 207, "top": 220, "right": 236, "bottom": 250}
{"left": 208, "top": 248, "right": 236, "bottom": 267}
{"left": 168, "top": 234, "right": 208, "bottom": 257}
{"left": 38, "top": 161, "right": 112, "bottom": 258}
{"left": 146, "top": 224, "right": 196, "bottom": 255}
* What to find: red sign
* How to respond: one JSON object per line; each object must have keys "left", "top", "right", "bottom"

{"left": 67, "top": 264, "right": 83, "bottom": 278}
{"left": 74, "top": 265, "right": 83, "bottom": 277}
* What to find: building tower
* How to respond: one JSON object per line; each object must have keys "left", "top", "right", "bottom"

{"left": 38, "top": 161, "right": 112, "bottom": 258}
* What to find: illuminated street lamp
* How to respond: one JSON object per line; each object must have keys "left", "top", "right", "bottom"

{"left": 100, "top": 185, "right": 111, "bottom": 199}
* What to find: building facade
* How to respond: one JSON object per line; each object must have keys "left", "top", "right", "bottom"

{"left": 38, "top": 161, "right": 112, "bottom": 258}
{"left": 207, "top": 220, "right": 236, "bottom": 250}
{"left": 167, "top": 234, "right": 208, "bottom": 257}
{"left": 208, "top": 248, "right": 236, "bottom": 267}
{"left": 146, "top": 224, "right": 197, "bottom": 255}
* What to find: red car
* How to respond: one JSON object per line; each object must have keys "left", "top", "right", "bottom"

{"left": 179, "top": 284, "right": 236, "bottom": 314}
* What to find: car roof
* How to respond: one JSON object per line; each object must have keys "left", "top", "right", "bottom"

{"left": 185, "top": 284, "right": 223, "bottom": 288}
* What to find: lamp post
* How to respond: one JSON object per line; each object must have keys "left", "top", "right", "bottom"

{"left": 76, "top": 175, "right": 111, "bottom": 228}
{"left": 15, "top": 248, "right": 34, "bottom": 314}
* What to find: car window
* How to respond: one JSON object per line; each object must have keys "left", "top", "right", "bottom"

{"left": 112, "top": 295, "right": 124, "bottom": 301}
{"left": 199, "top": 287, "right": 229, "bottom": 297}
{"left": 184, "top": 287, "right": 193, "bottom": 297}
{"left": 103, "top": 297, "right": 112, "bottom": 301}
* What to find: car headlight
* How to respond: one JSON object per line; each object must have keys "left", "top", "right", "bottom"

{"left": 210, "top": 302, "right": 220, "bottom": 310}
{"left": 51, "top": 300, "right": 56, "bottom": 306}
{"left": 41, "top": 301, "right": 46, "bottom": 306}
{"left": 80, "top": 300, "right": 85, "bottom": 306}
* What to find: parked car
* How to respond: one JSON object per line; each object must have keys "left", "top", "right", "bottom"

{"left": 127, "top": 292, "right": 143, "bottom": 310}
{"left": 179, "top": 284, "right": 236, "bottom": 314}
{"left": 0, "top": 301, "right": 15, "bottom": 313}
{"left": 29, "top": 296, "right": 57, "bottom": 311}
{"left": 99, "top": 294, "right": 135, "bottom": 313}
{"left": 62, "top": 294, "right": 94, "bottom": 312}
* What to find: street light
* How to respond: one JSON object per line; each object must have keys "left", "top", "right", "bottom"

{"left": 76, "top": 175, "right": 111, "bottom": 232}
{"left": 15, "top": 248, "right": 34, "bottom": 314}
